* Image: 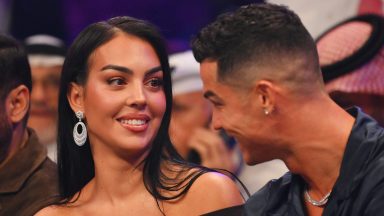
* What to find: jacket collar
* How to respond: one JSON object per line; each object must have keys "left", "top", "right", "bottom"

{"left": 330, "top": 107, "right": 380, "bottom": 199}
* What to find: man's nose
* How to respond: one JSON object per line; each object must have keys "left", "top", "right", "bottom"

{"left": 211, "top": 111, "right": 223, "bottom": 130}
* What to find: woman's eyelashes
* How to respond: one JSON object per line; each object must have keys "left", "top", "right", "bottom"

{"left": 145, "top": 77, "right": 164, "bottom": 89}
{"left": 107, "top": 77, "right": 126, "bottom": 86}
{"left": 106, "top": 76, "right": 163, "bottom": 90}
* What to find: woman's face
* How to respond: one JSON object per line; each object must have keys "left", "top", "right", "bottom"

{"left": 71, "top": 33, "right": 166, "bottom": 158}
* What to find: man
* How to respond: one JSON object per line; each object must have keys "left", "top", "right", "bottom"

{"left": 24, "top": 34, "right": 66, "bottom": 161}
{"left": 316, "top": 14, "right": 384, "bottom": 126}
{"left": 169, "top": 50, "right": 287, "bottom": 192}
{"left": 192, "top": 3, "right": 384, "bottom": 216}
{"left": 0, "top": 34, "right": 59, "bottom": 215}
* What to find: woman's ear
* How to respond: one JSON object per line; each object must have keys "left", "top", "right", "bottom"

{"left": 67, "top": 82, "right": 85, "bottom": 112}
{"left": 7, "top": 85, "right": 30, "bottom": 123}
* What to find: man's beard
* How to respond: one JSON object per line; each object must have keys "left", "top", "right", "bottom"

{"left": 0, "top": 107, "right": 12, "bottom": 164}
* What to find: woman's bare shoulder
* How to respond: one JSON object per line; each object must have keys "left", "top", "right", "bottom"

{"left": 35, "top": 205, "right": 71, "bottom": 216}
{"left": 191, "top": 171, "right": 244, "bottom": 202}
{"left": 177, "top": 170, "right": 244, "bottom": 215}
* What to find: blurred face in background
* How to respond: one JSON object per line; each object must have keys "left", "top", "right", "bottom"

{"left": 169, "top": 91, "right": 212, "bottom": 157}
{"left": 27, "top": 65, "right": 62, "bottom": 145}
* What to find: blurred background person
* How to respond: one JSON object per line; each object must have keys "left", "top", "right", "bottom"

{"left": 169, "top": 50, "right": 287, "bottom": 193}
{"left": 316, "top": 14, "right": 384, "bottom": 125}
{"left": 268, "top": 0, "right": 382, "bottom": 38}
{"left": 0, "top": 33, "right": 58, "bottom": 216}
{"left": 24, "top": 34, "right": 66, "bottom": 161}
{"left": 169, "top": 50, "right": 237, "bottom": 172}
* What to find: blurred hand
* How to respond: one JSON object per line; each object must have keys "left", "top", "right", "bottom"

{"left": 188, "top": 127, "right": 237, "bottom": 173}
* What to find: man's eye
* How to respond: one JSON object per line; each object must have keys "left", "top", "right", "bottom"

{"left": 108, "top": 78, "right": 126, "bottom": 86}
{"left": 211, "top": 100, "right": 223, "bottom": 108}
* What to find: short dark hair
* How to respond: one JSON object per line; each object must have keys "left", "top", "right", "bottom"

{"left": 192, "top": 3, "right": 320, "bottom": 88}
{"left": 0, "top": 34, "right": 31, "bottom": 123}
{"left": 0, "top": 34, "right": 31, "bottom": 98}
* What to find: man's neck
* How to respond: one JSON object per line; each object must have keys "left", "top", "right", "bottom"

{"left": 283, "top": 96, "right": 355, "bottom": 195}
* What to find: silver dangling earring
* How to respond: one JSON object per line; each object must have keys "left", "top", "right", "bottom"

{"left": 73, "top": 111, "right": 87, "bottom": 146}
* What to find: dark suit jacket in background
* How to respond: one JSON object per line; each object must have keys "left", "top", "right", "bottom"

{"left": 0, "top": 129, "right": 59, "bottom": 216}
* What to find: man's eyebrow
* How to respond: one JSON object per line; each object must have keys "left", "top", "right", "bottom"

{"left": 204, "top": 90, "right": 217, "bottom": 99}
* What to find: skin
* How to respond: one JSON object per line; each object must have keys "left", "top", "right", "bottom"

{"left": 27, "top": 65, "right": 62, "bottom": 145}
{"left": 200, "top": 59, "right": 356, "bottom": 216}
{"left": 0, "top": 85, "right": 30, "bottom": 168}
{"left": 36, "top": 33, "right": 243, "bottom": 216}
{"left": 200, "top": 60, "right": 272, "bottom": 165}
{"left": 170, "top": 91, "right": 236, "bottom": 171}
{"left": 170, "top": 91, "right": 212, "bottom": 157}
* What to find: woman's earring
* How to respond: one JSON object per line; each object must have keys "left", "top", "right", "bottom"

{"left": 73, "top": 111, "right": 87, "bottom": 146}
{"left": 263, "top": 108, "right": 269, "bottom": 115}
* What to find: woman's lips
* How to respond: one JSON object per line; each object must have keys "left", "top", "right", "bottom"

{"left": 117, "top": 114, "right": 150, "bottom": 132}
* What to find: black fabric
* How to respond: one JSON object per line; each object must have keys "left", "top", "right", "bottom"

{"left": 244, "top": 107, "right": 384, "bottom": 215}
{"left": 202, "top": 204, "right": 244, "bottom": 216}
{"left": 244, "top": 173, "right": 305, "bottom": 215}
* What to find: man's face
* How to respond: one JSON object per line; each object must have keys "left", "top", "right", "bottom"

{"left": 169, "top": 91, "right": 212, "bottom": 157}
{"left": 0, "top": 99, "right": 13, "bottom": 163}
{"left": 27, "top": 65, "right": 61, "bottom": 145}
{"left": 199, "top": 60, "right": 274, "bottom": 164}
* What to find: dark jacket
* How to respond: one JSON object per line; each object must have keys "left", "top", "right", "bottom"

{"left": 0, "top": 129, "right": 59, "bottom": 216}
{"left": 244, "top": 107, "right": 384, "bottom": 215}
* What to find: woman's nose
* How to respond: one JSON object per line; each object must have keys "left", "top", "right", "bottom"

{"left": 127, "top": 81, "right": 146, "bottom": 109}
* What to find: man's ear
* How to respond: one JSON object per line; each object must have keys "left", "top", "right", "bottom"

{"left": 67, "top": 82, "right": 85, "bottom": 112}
{"left": 254, "top": 80, "right": 276, "bottom": 114}
{"left": 6, "top": 85, "right": 30, "bottom": 124}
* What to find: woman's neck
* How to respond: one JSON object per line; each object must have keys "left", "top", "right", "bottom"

{"left": 83, "top": 141, "right": 150, "bottom": 203}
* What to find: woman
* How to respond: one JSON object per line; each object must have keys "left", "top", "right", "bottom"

{"left": 36, "top": 16, "right": 244, "bottom": 215}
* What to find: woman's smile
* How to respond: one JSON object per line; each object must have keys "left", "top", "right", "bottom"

{"left": 117, "top": 113, "right": 150, "bottom": 132}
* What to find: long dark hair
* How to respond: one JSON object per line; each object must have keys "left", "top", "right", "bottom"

{"left": 57, "top": 16, "right": 209, "bottom": 206}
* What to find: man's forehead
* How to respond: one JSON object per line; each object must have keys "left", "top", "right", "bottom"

{"left": 200, "top": 60, "right": 219, "bottom": 83}
{"left": 200, "top": 59, "right": 217, "bottom": 69}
